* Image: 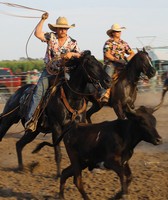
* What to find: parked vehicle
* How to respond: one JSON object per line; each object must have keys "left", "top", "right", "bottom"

{"left": 0, "top": 67, "right": 21, "bottom": 101}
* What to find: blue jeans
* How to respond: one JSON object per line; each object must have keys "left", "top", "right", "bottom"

{"left": 26, "top": 68, "right": 51, "bottom": 121}
{"left": 99, "top": 64, "right": 115, "bottom": 97}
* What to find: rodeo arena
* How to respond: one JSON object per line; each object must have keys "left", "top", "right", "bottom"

{"left": 0, "top": 3, "right": 168, "bottom": 200}
{"left": 0, "top": 50, "right": 168, "bottom": 200}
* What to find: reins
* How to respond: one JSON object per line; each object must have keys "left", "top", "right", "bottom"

{"left": 63, "top": 58, "right": 100, "bottom": 97}
{"left": 0, "top": 105, "right": 19, "bottom": 119}
{"left": 60, "top": 87, "right": 87, "bottom": 121}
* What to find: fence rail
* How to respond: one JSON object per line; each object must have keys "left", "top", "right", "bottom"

{"left": 0, "top": 73, "right": 39, "bottom": 103}
{"left": 0, "top": 72, "right": 166, "bottom": 103}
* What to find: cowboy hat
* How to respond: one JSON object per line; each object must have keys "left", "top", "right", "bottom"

{"left": 48, "top": 16, "right": 75, "bottom": 31}
{"left": 106, "top": 23, "right": 126, "bottom": 36}
{"left": 33, "top": 69, "right": 38, "bottom": 73}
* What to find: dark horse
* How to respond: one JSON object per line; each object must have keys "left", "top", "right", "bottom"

{"left": 86, "top": 48, "right": 156, "bottom": 123}
{"left": 0, "top": 52, "right": 112, "bottom": 177}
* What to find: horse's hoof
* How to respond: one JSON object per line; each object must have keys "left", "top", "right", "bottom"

{"left": 18, "top": 166, "right": 24, "bottom": 171}
{"left": 13, "top": 166, "right": 24, "bottom": 173}
{"left": 54, "top": 173, "right": 61, "bottom": 180}
{"left": 58, "top": 193, "right": 65, "bottom": 200}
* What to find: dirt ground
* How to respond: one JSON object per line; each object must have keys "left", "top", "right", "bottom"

{"left": 0, "top": 91, "right": 168, "bottom": 200}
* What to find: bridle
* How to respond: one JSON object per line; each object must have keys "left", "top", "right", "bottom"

{"left": 64, "top": 56, "right": 103, "bottom": 96}
{"left": 141, "top": 52, "right": 153, "bottom": 75}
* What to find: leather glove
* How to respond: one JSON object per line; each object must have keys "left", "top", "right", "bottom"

{"left": 118, "top": 59, "right": 127, "bottom": 65}
{"left": 42, "top": 12, "right": 49, "bottom": 20}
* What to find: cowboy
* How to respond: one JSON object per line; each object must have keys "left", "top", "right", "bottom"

{"left": 100, "top": 23, "right": 135, "bottom": 102}
{"left": 25, "top": 12, "right": 81, "bottom": 132}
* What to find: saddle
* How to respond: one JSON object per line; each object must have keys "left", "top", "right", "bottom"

{"left": 97, "top": 71, "right": 120, "bottom": 103}
{"left": 20, "top": 82, "right": 58, "bottom": 132}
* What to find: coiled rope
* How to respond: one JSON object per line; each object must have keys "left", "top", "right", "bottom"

{"left": 0, "top": 2, "right": 47, "bottom": 59}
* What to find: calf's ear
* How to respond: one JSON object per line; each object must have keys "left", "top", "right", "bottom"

{"left": 126, "top": 111, "right": 144, "bottom": 123}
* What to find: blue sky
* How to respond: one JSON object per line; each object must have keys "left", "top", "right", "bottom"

{"left": 0, "top": 0, "right": 168, "bottom": 60}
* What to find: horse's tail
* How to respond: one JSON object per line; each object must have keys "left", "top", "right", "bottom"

{"left": 32, "top": 121, "right": 76, "bottom": 154}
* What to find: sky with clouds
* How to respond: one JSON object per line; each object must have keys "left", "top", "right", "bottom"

{"left": 0, "top": 0, "right": 168, "bottom": 60}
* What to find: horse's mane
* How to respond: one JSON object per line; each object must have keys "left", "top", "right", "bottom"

{"left": 123, "top": 50, "right": 144, "bottom": 82}
{"left": 65, "top": 50, "right": 94, "bottom": 74}
{"left": 65, "top": 50, "right": 92, "bottom": 68}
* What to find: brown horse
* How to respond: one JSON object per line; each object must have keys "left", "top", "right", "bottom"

{"left": 86, "top": 48, "right": 156, "bottom": 123}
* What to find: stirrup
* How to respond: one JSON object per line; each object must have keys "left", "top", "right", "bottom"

{"left": 112, "top": 73, "right": 118, "bottom": 81}
{"left": 100, "top": 96, "right": 109, "bottom": 103}
{"left": 25, "top": 119, "right": 37, "bottom": 132}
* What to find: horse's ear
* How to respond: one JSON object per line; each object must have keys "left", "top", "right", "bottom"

{"left": 142, "top": 47, "right": 146, "bottom": 52}
{"left": 82, "top": 50, "right": 91, "bottom": 56}
{"left": 136, "top": 48, "right": 140, "bottom": 52}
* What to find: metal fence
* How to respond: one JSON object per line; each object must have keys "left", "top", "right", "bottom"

{"left": 0, "top": 71, "right": 166, "bottom": 104}
{"left": 0, "top": 73, "right": 39, "bottom": 103}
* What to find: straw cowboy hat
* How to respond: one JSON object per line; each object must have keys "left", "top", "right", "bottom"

{"left": 33, "top": 69, "right": 38, "bottom": 73}
{"left": 106, "top": 23, "right": 126, "bottom": 36}
{"left": 48, "top": 16, "right": 75, "bottom": 31}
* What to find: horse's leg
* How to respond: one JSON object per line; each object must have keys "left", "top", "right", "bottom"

{"left": 16, "top": 130, "right": 39, "bottom": 170}
{"left": 0, "top": 113, "right": 20, "bottom": 141}
{"left": 52, "top": 127, "right": 62, "bottom": 178}
{"left": 86, "top": 101, "right": 103, "bottom": 123}
{"left": 113, "top": 101, "right": 126, "bottom": 119}
{"left": 0, "top": 120, "right": 18, "bottom": 141}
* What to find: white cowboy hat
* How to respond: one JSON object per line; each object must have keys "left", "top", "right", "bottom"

{"left": 48, "top": 16, "right": 75, "bottom": 31}
{"left": 106, "top": 23, "right": 126, "bottom": 36}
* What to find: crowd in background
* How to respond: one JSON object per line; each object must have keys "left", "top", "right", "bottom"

{"left": 17, "top": 69, "right": 41, "bottom": 86}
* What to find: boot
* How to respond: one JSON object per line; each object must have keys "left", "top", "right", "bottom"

{"left": 100, "top": 88, "right": 110, "bottom": 103}
{"left": 25, "top": 119, "right": 37, "bottom": 132}
{"left": 25, "top": 105, "right": 41, "bottom": 132}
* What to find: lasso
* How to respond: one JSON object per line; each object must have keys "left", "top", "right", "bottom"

{"left": 0, "top": 2, "right": 46, "bottom": 18}
{"left": 0, "top": 2, "right": 47, "bottom": 59}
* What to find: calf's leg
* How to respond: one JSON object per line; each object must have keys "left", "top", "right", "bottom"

{"left": 114, "top": 163, "right": 132, "bottom": 199}
{"left": 59, "top": 165, "right": 74, "bottom": 199}
{"left": 73, "top": 170, "right": 90, "bottom": 200}
{"left": 65, "top": 145, "right": 90, "bottom": 200}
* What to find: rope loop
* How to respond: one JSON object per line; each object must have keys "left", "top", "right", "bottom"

{"left": 0, "top": 2, "right": 46, "bottom": 18}
{"left": 0, "top": 2, "right": 48, "bottom": 60}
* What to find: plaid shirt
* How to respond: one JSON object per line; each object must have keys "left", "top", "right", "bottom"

{"left": 44, "top": 32, "right": 80, "bottom": 67}
{"left": 103, "top": 38, "right": 133, "bottom": 65}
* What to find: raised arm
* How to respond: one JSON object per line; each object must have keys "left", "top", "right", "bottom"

{"left": 34, "top": 12, "right": 49, "bottom": 42}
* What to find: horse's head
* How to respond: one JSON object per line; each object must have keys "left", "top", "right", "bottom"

{"left": 136, "top": 48, "right": 156, "bottom": 78}
{"left": 66, "top": 51, "right": 112, "bottom": 90}
{"left": 80, "top": 51, "right": 112, "bottom": 89}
